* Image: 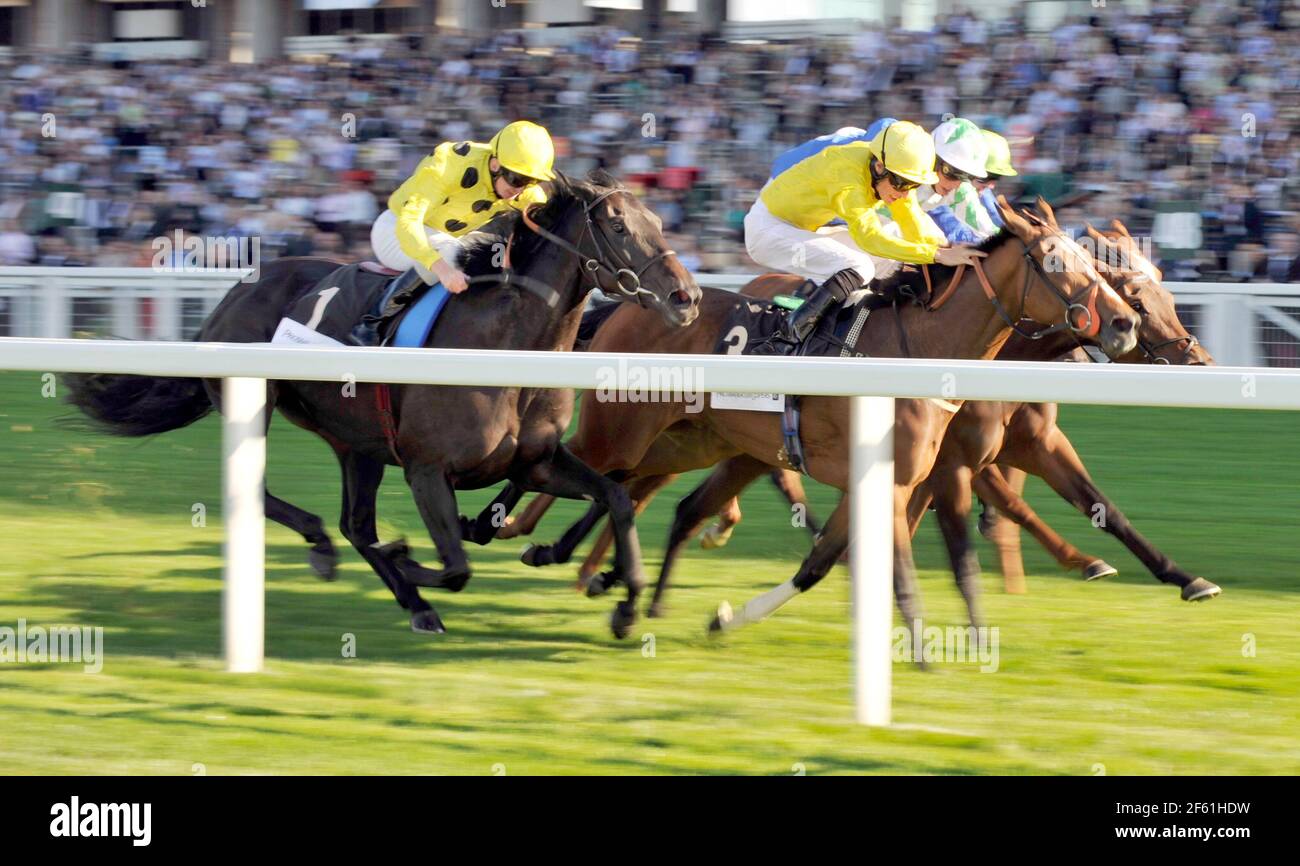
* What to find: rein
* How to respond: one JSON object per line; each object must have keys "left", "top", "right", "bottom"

{"left": 517, "top": 187, "right": 676, "bottom": 307}
{"left": 918, "top": 233, "right": 1109, "bottom": 342}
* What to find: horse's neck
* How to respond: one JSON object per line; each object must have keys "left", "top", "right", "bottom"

{"left": 459, "top": 242, "right": 589, "bottom": 352}
{"left": 995, "top": 329, "right": 1082, "bottom": 362}
{"left": 864, "top": 251, "right": 1023, "bottom": 361}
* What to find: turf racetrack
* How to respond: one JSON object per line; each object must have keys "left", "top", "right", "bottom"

{"left": 0, "top": 371, "right": 1296, "bottom": 774}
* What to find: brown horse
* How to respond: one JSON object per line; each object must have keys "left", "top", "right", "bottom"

{"left": 505, "top": 198, "right": 1141, "bottom": 635}
{"left": 511, "top": 208, "right": 1219, "bottom": 630}
{"left": 937, "top": 222, "right": 1220, "bottom": 603}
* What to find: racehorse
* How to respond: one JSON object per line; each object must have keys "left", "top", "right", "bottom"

{"left": 938, "top": 220, "right": 1220, "bottom": 603}
{"left": 496, "top": 198, "right": 1142, "bottom": 636}
{"left": 528, "top": 210, "right": 1216, "bottom": 627}
{"left": 65, "top": 171, "right": 700, "bottom": 638}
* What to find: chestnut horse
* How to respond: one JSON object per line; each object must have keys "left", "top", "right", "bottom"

{"left": 498, "top": 199, "right": 1140, "bottom": 635}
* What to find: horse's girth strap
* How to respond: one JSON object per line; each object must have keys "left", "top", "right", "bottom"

{"left": 375, "top": 384, "right": 403, "bottom": 467}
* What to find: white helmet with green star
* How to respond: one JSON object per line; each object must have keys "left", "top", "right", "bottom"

{"left": 932, "top": 117, "right": 989, "bottom": 179}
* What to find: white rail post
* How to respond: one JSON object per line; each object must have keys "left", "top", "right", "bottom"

{"left": 223, "top": 377, "right": 266, "bottom": 673}
{"left": 849, "top": 395, "right": 894, "bottom": 726}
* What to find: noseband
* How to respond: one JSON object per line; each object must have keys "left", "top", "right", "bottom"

{"left": 519, "top": 187, "right": 676, "bottom": 307}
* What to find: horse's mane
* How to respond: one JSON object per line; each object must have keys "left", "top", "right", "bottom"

{"left": 457, "top": 170, "right": 626, "bottom": 283}
{"left": 872, "top": 226, "right": 1022, "bottom": 305}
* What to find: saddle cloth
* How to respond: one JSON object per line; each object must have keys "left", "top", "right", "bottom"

{"left": 271, "top": 263, "right": 452, "bottom": 349}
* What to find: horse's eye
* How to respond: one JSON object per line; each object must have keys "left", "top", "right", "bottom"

{"left": 611, "top": 221, "right": 626, "bottom": 234}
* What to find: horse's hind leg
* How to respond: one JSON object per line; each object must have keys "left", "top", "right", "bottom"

{"left": 710, "top": 492, "right": 848, "bottom": 633}
{"left": 335, "top": 449, "right": 444, "bottom": 634}
{"left": 654, "top": 456, "right": 767, "bottom": 618}
{"left": 977, "top": 465, "right": 1029, "bottom": 592}
{"left": 266, "top": 491, "right": 337, "bottom": 580}
{"left": 519, "top": 499, "right": 608, "bottom": 569}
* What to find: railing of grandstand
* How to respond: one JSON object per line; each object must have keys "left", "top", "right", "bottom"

{"left": 1, "top": 267, "right": 1299, "bottom": 368}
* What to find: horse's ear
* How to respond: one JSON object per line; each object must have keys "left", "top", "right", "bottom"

{"left": 1111, "top": 219, "right": 1133, "bottom": 239}
{"left": 997, "top": 195, "right": 1034, "bottom": 238}
{"left": 1035, "top": 196, "right": 1059, "bottom": 227}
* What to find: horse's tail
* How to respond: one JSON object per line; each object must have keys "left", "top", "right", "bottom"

{"left": 64, "top": 370, "right": 212, "bottom": 437}
{"left": 575, "top": 300, "right": 622, "bottom": 351}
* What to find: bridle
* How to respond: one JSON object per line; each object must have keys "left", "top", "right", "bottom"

{"left": 517, "top": 186, "right": 677, "bottom": 308}
{"left": 921, "top": 230, "right": 1112, "bottom": 341}
{"left": 1105, "top": 273, "right": 1203, "bottom": 365}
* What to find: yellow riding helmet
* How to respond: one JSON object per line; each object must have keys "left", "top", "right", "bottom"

{"left": 982, "top": 129, "right": 1018, "bottom": 177}
{"left": 867, "top": 120, "right": 940, "bottom": 186}
{"left": 489, "top": 120, "right": 556, "bottom": 182}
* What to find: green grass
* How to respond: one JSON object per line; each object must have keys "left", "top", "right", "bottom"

{"left": 0, "top": 370, "right": 1297, "bottom": 775}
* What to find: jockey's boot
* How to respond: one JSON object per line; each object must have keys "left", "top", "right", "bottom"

{"left": 350, "top": 268, "right": 429, "bottom": 346}
{"left": 750, "top": 268, "right": 862, "bottom": 357}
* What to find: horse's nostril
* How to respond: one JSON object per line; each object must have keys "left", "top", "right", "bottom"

{"left": 672, "top": 288, "right": 693, "bottom": 306}
{"left": 1112, "top": 316, "right": 1135, "bottom": 333}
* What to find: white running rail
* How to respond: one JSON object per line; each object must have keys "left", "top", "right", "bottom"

{"left": 2, "top": 337, "right": 1298, "bottom": 725}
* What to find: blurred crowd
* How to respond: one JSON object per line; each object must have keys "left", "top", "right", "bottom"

{"left": 2, "top": 0, "right": 1299, "bottom": 282}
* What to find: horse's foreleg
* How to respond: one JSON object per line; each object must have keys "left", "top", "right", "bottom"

{"left": 654, "top": 456, "right": 767, "bottom": 618}
{"left": 710, "top": 492, "right": 848, "bottom": 633}
{"left": 905, "top": 480, "right": 933, "bottom": 539}
{"left": 495, "top": 493, "right": 555, "bottom": 540}
{"left": 519, "top": 500, "right": 607, "bottom": 569}
{"left": 977, "top": 465, "right": 1028, "bottom": 592}
{"left": 1009, "top": 429, "right": 1220, "bottom": 601}
{"left": 970, "top": 464, "right": 1113, "bottom": 587}
{"left": 929, "top": 464, "right": 984, "bottom": 628}
{"left": 580, "top": 475, "right": 675, "bottom": 590}
{"left": 401, "top": 464, "right": 473, "bottom": 604}
{"left": 334, "top": 450, "right": 444, "bottom": 634}
{"left": 769, "top": 469, "right": 821, "bottom": 536}
{"left": 459, "top": 482, "right": 524, "bottom": 545}
{"left": 519, "top": 446, "right": 646, "bottom": 639}
{"left": 699, "top": 496, "right": 741, "bottom": 550}
{"left": 266, "top": 490, "right": 337, "bottom": 581}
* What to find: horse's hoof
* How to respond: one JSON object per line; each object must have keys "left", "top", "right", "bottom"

{"left": 308, "top": 544, "right": 338, "bottom": 581}
{"left": 708, "top": 601, "right": 733, "bottom": 635}
{"left": 1083, "top": 560, "right": 1118, "bottom": 581}
{"left": 647, "top": 602, "right": 665, "bottom": 619}
{"left": 410, "top": 609, "right": 446, "bottom": 634}
{"left": 1182, "top": 578, "right": 1221, "bottom": 602}
{"left": 586, "top": 573, "right": 612, "bottom": 598}
{"left": 610, "top": 601, "right": 636, "bottom": 639}
{"left": 520, "top": 543, "right": 540, "bottom": 567}
{"left": 699, "top": 525, "right": 731, "bottom": 550}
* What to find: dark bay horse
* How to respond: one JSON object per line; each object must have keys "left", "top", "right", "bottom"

{"left": 503, "top": 199, "right": 1141, "bottom": 635}
{"left": 66, "top": 172, "right": 700, "bottom": 638}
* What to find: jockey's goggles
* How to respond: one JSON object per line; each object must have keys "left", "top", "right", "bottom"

{"left": 497, "top": 166, "right": 539, "bottom": 189}
{"left": 937, "top": 159, "right": 976, "bottom": 184}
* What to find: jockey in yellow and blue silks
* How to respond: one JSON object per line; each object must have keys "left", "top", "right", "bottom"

{"left": 355, "top": 120, "right": 555, "bottom": 345}
{"left": 744, "top": 119, "right": 985, "bottom": 355}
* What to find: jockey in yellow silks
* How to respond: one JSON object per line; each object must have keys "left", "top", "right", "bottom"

{"left": 357, "top": 120, "right": 555, "bottom": 344}
{"left": 743, "top": 119, "right": 985, "bottom": 355}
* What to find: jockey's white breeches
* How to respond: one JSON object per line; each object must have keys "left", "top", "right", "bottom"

{"left": 369, "top": 210, "right": 462, "bottom": 273}
{"left": 744, "top": 192, "right": 903, "bottom": 289}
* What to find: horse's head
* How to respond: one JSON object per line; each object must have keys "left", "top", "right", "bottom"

{"left": 995, "top": 195, "right": 1140, "bottom": 359}
{"left": 532, "top": 171, "right": 701, "bottom": 327}
{"left": 1083, "top": 220, "right": 1213, "bottom": 365}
